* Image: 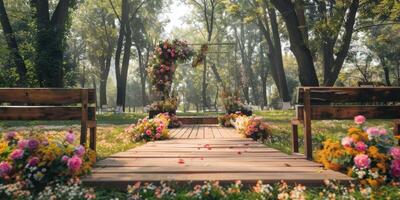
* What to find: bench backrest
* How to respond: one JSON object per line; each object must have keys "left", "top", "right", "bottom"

{"left": 296, "top": 87, "right": 400, "bottom": 120}
{"left": 0, "top": 88, "right": 96, "bottom": 121}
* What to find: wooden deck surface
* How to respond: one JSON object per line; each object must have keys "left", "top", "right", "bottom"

{"left": 83, "top": 125, "right": 352, "bottom": 188}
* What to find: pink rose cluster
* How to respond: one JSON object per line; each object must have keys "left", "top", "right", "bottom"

{"left": 354, "top": 154, "right": 371, "bottom": 169}
{"left": 354, "top": 115, "right": 366, "bottom": 125}
{"left": 391, "top": 147, "right": 400, "bottom": 178}
{"left": 341, "top": 136, "right": 354, "bottom": 148}
{"left": 366, "top": 127, "right": 388, "bottom": 138}
{"left": 62, "top": 144, "right": 85, "bottom": 172}
{"left": 4, "top": 131, "right": 16, "bottom": 141}
{"left": 0, "top": 161, "right": 12, "bottom": 177}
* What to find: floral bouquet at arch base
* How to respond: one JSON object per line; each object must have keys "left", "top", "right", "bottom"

{"left": 125, "top": 113, "right": 170, "bottom": 142}
{"left": 316, "top": 115, "right": 400, "bottom": 186}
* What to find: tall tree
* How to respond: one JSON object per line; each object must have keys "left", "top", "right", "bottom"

{"left": 0, "top": 0, "right": 27, "bottom": 86}
{"left": 255, "top": 0, "right": 290, "bottom": 102}
{"left": 314, "top": 0, "right": 360, "bottom": 86}
{"left": 77, "top": 0, "right": 117, "bottom": 107}
{"left": 30, "top": 0, "right": 76, "bottom": 87}
{"left": 270, "top": 0, "right": 319, "bottom": 86}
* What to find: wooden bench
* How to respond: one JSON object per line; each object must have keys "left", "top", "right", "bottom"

{"left": 0, "top": 88, "right": 97, "bottom": 150}
{"left": 292, "top": 87, "right": 400, "bottom": 160}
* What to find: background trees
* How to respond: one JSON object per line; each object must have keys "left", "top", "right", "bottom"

{"left": 0, "top": 0, "right": 399, "bottom": 111}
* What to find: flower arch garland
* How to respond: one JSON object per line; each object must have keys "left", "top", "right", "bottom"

{"left": 148, "top": 40, "right": 194, "bottom": 100}
{"left": 147, "top": 40, "right": 206, "bottom": 116}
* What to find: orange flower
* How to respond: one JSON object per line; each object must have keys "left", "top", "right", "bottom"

{"left": 367, "top": 178, "right": 378, "bottom": 187}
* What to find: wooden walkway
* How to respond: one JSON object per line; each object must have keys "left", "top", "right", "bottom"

{"left": 83, "top": 125, "right": 352, "bottom": 188}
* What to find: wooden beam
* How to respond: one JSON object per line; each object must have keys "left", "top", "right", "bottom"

{"left": 296, "top": 105, "right": 400, "bottom": 120}
{"left": 0, "top": 88, "right": 96, "bottom": 104}
{"left": 0, "top": 106, "right": 94, "bottom": 120}
{"left": 297, "top": 87, "right": 400, "bottom": 104}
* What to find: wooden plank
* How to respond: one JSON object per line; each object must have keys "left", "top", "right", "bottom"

{"left": 95, "top": 158, "right": 323, "bottom": 167}
{"left": 83, "top": 172, "right": 352, "bottom": 184}
{"left": 296, "top": 105, "right": 400, "bottom": 120}
{"left": 92, "top": 166, "right": 326, "bottom": 173}
{"left": 170, "top": 127, "right": 185, "bottom": 138}
{"left": 189, "top": 125, "right": 198, "bottom": 139}
{"left": 179, "top": 117, "right": 218, "bottom": 124}
{"left": 0, "top": 106, "right": 95, "bottom": 120}
{"left": 0, "top": 88, "right": 95, "bottom": 104}
{"left": 297, "top": 87, "right": 400, "bottom": 104}
{"left": 180, "top": 126, "right": 193, "bottom": 139}
{"left": 204, "top": 126, "right": 214, "bottom": 139}
{"left": 173, "top": 127, "right": 189, "bottom": 139}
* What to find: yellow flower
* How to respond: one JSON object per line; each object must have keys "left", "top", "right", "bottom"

{"left": 0, "top": 141, "right": 8, "bottom": 154}
{"left": 367, "top": 178, "right": 378, "bottom": 187}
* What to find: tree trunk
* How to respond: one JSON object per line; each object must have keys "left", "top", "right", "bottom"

{"left": 268, "top": 6, "right": 290, "bottom": 102}
{"left": 137, "top": 46, "right": 148, "bottom": 107}
{"left": 202, "top": 58, "right": 208, "bottom": 111}
{"left": 115, "top": 0, "right": 131, "bottom": 112}
{"left": 322, "top": 0, "right": 359, "bottom": 86}
{"left": 0, "top": 0, "right": 27, "bottom": 86}
{"left": 99, "top": 77, "right": 107, "bottom": 106}
{"left": 32, "top": 0, "right": 72, "bottom": 87}
{"left": 270, "top": 0, "right": 319, "bottom": 86}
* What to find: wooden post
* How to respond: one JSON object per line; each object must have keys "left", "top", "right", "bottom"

{"left": 291, "top": 119, "right": 299, "bottom": 153}
{"left": 90, "top": 125, "right": 96, "bottom": 150}
{"left": 303, "top": 88, "right": 312, "bottom": 160}
{"left": 80, "top": 89, "right": 88, "bottom": 147}
{"left": 89, "top": 91, "right": 97, "bottom": 151}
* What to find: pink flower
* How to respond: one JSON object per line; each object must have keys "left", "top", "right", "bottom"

{"left": 379, "top": 128, "right": 388, "bottom": 135}
{"left": 146, "top": 130, "right": 152, "bottom": 136}
{"left": 155, "top": 133, "right": 161, "bottom": 139}
{"left": 341, "top": 136, "right": 354, "bottom": 148}
{"left": 67, "top": 156, "right": 82, "bottom": 172}
{"left": 0, "top": 162, "right": 12, "bottom": 177}
{"left": 61, "top": 155, "right": 69, "bottom": 163}
{"left": 355, "top": 141, "right": 367, "bottom": 152}
{"left": 28, "top": 157, "right": 39, "bottom": 167}
{"left": 390, "top": 147, "right": 400, "bottom": 160}
{"left": 366, "top": 127, "right": 380, "bottom": 137}
{"left": 65, "top": 131, "right": 75, "bottom": 144}
{"left": 42, "top": 140, "right": 49, "bottom": 146}
{"left": 391, "top": 159, "right": 400, "bottom": 178}
{"left": 354, "top": 115, "right": 366, "bottom": 125}
{"left": 27, "top": 139, "right": 39, "bottom": 150}
{"left": 75, "top": 145, "right": 85, "bottom": 157}
{"left": 4, "top": 131, "right": 16, "bottom": 140}
{"left": 354, "top": 154, "right": 371, "bottom": 169}
{"left": 17, "top": 139, "right": 29, "bottom": 149}
{"left": 156, "top": 127, "right": 162, "bottom": 133}
{"left": 10, "top": 149, "right": 24, "bottom": 160}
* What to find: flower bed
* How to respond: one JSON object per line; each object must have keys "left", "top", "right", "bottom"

{"left": 124, "top": 180, "right": 400, "bottom": 200}
{"left": 0, "top": 130, "right": 96, "bottom": 193}
{"left": 125, "top": 113, "right": 171, "bottom": 142}
{"left": 316, "top": 115, "right": 400, "bottom": 186}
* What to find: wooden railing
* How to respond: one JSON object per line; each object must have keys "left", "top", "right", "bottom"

{"left": 0, "top": 88, "right": 97, "bottom": 150}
